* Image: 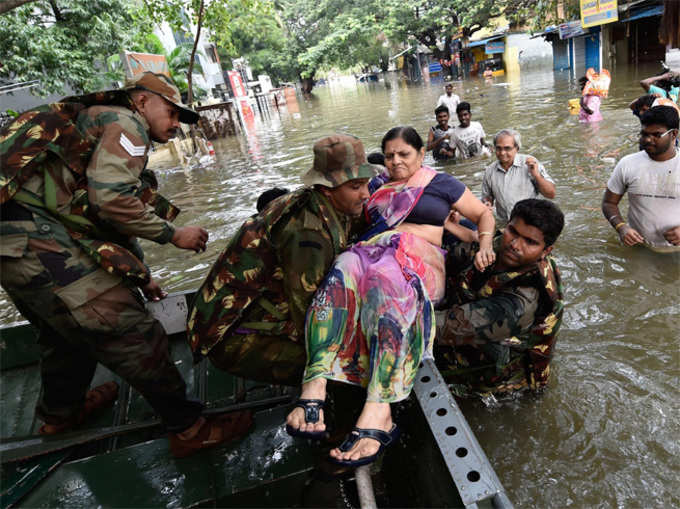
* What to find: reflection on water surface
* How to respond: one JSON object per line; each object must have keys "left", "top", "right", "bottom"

{"left": 2, "top": 65, "right": 678, "bottom": 507}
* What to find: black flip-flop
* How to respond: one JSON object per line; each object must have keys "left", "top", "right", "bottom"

{"left": 285, "top": 399, "right": 326, "bottom": 439}
{"left": 329, "top": 423, "right": 400, "bottom": 467}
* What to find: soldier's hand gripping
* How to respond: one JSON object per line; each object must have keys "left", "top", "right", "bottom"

{"left": 142, "top": 278, "right": 168, "bottom": 301}
{"left": 172, "top": 226, "right": 209, "bottom": 252}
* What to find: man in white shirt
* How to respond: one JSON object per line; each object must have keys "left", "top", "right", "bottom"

{"left": 602, "top": 106, "right": 680, "bottom": 251}
{"left": 437, "top": 83, "right": 460, "bottom": 116}
{"left": 450, "top": 102, "right": 489, "bottom": 159}
{"left": 482, "top": 129, "right": 556, "bottom": 224}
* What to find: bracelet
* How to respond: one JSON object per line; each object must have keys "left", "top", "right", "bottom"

{"left": 479, "top": 231, "right": 493, "bottom": 236}
{"left": 614, "top": 222, "right": 627, "bottom": 231}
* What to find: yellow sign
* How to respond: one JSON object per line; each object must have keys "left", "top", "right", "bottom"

{"left": 580, "top": 0, "right": 618, "bottom": 28}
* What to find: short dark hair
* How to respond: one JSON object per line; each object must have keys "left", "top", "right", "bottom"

{"left": 256, "top": 187, "right": 289, "bottom": 212}
{"left": 381, "top": 126, "right": 424, "bottom": 152}
{"left": 631, "top": 95, "right": 657, "bottom": 118}
{"left": 509, "top": 199, "right": 564, "bottom": 247}
{"left": 367, "top": 152, "right": 385, "bottom": 165}
{"left": 578, "top": 76, "right": 588, "bottom": 91}
{"left": 633, "top": 94, "right": 657, "bottom": 109}
{"left": 456, "top": 102, "right": 471, "bottom": 114}
{"left": 434, "top": 105, "right": 449, "bottom": 116}
{"left": 640, "top": 105, "right": 680, "bottom": 130}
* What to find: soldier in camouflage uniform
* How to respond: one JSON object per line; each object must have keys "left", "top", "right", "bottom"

{"left": 188, "top": 134, "right": 379, "bottom": 385}
{"left": 0, "top": 72, "right": 252, "bottom": 457}
{"left": 436, "top": 199, "right": 565, "bottom": 397}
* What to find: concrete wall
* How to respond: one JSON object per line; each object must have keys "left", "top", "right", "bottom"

{"left": 1, "top": 86, "right": 75, "bottom": 114}
{"left": 505, "top": 33, "right": 553, "bottom": 70}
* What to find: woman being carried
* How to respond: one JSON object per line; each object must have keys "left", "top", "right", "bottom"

{"left": 285, "top": 127, "right": 495, "bottom": 466}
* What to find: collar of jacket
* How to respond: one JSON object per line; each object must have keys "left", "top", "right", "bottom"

{"left": 308, "top": 188, "right": 351, "bottom": 252}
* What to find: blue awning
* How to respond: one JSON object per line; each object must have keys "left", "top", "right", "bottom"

{"left": 622, "top": 5, "right": 663, "bottom": 22}
{"left": 467, "top": 35, "right": 505, "bottom": 48}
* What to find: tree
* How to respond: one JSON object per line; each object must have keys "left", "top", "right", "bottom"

{"left": 130, "top": 33, "right": 207, "bottom": 99}
{"left": 0, "top": 0, "right": 150, "bottom": 96}
{"left": 272, "top": 0, "right": 389, "bottom": 91}
{"left": 143, "top": 0, "right": 271, "bottom": 101}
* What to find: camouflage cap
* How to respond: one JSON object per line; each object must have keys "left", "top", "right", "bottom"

{"left": 302, "top": 134, "right": 380, "bottom": 188}
{"left": 124, "top": 72, "right": 199, "bottom": 124}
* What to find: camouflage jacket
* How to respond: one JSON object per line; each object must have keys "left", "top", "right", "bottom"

{"left": 188, "top": 188, "right": 353, "bottom": 356}
{"left": 437, "top": 237, "right": 564, "bottom": 395}
{"left": 0, "top": 91, "right": 179, "bottom": 285}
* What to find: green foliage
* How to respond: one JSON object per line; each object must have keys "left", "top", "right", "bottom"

{"left": 142, "top": 0, "right": 268, "bottom": 97}
{"left": 225, "top": 0, "right": 562, "bottom": 85}
{"left": 0, "top": 0, "right": 147, "bottom": 96}
{"left": 0, "top": 0, "right": 566, "bottom": 99}
{"left": 218, "top": 14, "right": 299, "bottom": 85}
{"left": 279, "top": 0, "right": 387, "bottom": 79}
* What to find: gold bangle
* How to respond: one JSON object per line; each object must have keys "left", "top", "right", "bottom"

{"left": 479, "top": 231, "right": 493, "bottom": 236}
{"left": 614, "top": 222, "right": 626, "bottom": 231}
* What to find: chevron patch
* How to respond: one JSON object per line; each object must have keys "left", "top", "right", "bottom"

{"left": 119, "top": 133, "right": 146, "bottom": 157}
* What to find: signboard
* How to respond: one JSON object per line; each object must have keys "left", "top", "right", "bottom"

{"left": 121, "top": 52, "right": 170, "bottom": 78}
{"left": 227, "top": 70, "right": 247, "bottom": 98}
{"left": 580, "top": 0, "right": 618, "bottom": 28}
{"left": 227, "top": 70, "right": 254, "bottom": 124}
{"left": 485, "top": 40, "right": 505, "bottom": 54}
{"left": 558, "top": 20, "right": 587, "bottom": 39}
{"left": 428, "top": 62, "right": 442, "bottom": 73}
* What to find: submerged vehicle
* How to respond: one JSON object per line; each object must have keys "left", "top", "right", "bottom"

{"left": 1, "top": 291, "right": 512, "bottom": 508}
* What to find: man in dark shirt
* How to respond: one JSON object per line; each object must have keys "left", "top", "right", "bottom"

{"left": 436, "top": 199, "right": 565, "bottom": 397}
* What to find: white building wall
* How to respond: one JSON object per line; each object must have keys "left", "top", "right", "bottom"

{"left": 506, "top": 33, "right": 553, "bottom": 69}
{"left": 153, "top": 22, "right": 224, "bottom": 97}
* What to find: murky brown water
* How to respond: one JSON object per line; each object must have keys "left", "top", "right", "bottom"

{"left": 2, "top": 64, "right": 678, "bottom": 507}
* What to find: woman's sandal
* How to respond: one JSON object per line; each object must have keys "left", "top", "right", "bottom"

{"left": 285, "top": 399, "right": 327, "bottom": 439}
{"left": 329, "top": 423, "right": 400, "bottom": 467}
{"left": 39, "top": 381, "right": 120, "bottom": 435}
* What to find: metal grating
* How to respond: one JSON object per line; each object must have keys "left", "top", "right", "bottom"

{"left": 413, "top": 358, "right": 513, "bottom": 509}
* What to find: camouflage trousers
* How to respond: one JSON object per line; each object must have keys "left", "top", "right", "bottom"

{"left": 208, "top": 330, "right": 305, "bottom": 386}
{"left": 202, "top": 291, "right": 307, "bottom": 386}
{"left": 0, "top": 215, "right": 202, "bottom": 431}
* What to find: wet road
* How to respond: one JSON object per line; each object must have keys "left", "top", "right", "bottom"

{"left": 2, "top": 64, "right": 678, "bottom": 507}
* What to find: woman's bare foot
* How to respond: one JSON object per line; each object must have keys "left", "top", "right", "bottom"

{"left": 329, "top": 401, "right": 392, "bottom": 462}
{"left": 286, "top": 378, "right": 327, "bottom": 434}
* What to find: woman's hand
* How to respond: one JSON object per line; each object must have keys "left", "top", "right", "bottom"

{"left": 474, "top": 246, "right": 496, "bottom": 271}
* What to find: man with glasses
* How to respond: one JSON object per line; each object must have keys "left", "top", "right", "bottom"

{"left": 481, "top": 129, "right": 556, "bottom": 225}
{"left": 602, "top": 106, "right": 680, "bottom": 251}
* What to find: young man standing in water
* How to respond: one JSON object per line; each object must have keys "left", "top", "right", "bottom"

{"left": 602, "top": 106, "right": 680, "bottom": 251}
{"left": 437, "top": 83, "right": 460, "bottom": 115}
{"left": 482, "top": 129, "right": 556, "bottom": 225}
{"left": 188, "top": 134, "right": 379, "bottom": 385}
{"left": 436, "top": 199, "right": 565, "bottom": 396}
{"left": 427, "top": 105, "right": 455, "bottom": 160}
{"left": 449, "top": 102, "right": 490, "bottom": 159}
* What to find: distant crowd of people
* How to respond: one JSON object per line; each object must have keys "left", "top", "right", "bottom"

{"left": 425, "top": 79, "right": 679, "bottom": 252}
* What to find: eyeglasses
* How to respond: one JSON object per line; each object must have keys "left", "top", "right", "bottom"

{"left": 495, "top": 145, "right": 516, "bottom": 152}
{"left": 639, "top": 129, "right": 676, "bottom": 140}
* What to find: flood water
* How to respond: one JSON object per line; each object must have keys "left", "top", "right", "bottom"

{"left": 2, "top": 64, "right": 678, "bottom": 507}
